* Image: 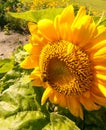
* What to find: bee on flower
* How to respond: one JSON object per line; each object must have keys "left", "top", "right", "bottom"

{"left": 21, "top": 5, "right": 106, "bottom": 119}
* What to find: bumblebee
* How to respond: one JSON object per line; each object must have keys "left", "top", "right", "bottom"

{"left": 41, "top": 72, "right": 48, "bottom": 82}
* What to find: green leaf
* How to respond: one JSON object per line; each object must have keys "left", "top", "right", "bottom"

{"left": 13, "top": 46, "right": 29, "bottom": 64}
{"left": 84, "top": 108, "right": 106, "bottom": 130}
{"left": 43, "top": 113, "right": 80, "bottom": 130}
{"left": 9, "top": 8, "right": 64, "bottom": 22}
{"left": 0, "top": 75, "right": 48, "bottom": 130}
{"left": 0, "top": 111, "right": 46, "bottom": 130}
{"left": 0, "top": 58, "right": 14, "bottom": 73}
{"left": 0, "top": 76, "right": 39, "bottom": 117}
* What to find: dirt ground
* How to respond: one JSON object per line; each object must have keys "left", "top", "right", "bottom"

{"left": 0, "top": 31, "right": 29, "bottom": 59}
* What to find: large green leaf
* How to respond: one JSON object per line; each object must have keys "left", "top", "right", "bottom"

{"left": 43, "top": 113, "right": 80, "bottom": 130}
{"left": 0, "top": 75, "right": 48, "bottom": 130}
{"left": 0, "top": 111, "right": 46, "bottom": 130}
{"left": 9, "top": 8, "right": 64, "bottom": 23}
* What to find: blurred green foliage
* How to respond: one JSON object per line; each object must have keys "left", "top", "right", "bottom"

{"left": 0, "top": 0, "right": 19, "bottom": 28}
{"left": 0, "top": 0, "right": 28, "bottom": 32}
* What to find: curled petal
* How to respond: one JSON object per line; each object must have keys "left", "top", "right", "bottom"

{"left": 41, "top": 85, "right": 53, "bottom": 105}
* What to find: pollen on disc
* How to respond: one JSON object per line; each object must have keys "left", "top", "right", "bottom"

{"left": 39, "top": 41, "right": 93, "bottom": 96}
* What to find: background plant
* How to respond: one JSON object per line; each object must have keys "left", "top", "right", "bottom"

{"left": 0, "top": 0, "right": 28, "bottom": 32}
{"left": 1, "top": 0, "right": 106, "bottom": 32}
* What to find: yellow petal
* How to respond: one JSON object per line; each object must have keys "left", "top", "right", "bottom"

{"left": 67, "top": 96, "right": 83, "bottom": 119}
{"left": 38, "top": 19, "right": 58, "bottom": 42}
{"left": 20, "top": 43, "right": 42, "bottom": 69}
{"left": 91, "top": 84, "right": 105, "bottom": 97}
{"left": 96, "top": 68, "right": 106, "bottom": 75}
{"left": 49, "top": 92, "right": 59, "bottom": 104}
{"left": 31, "top": 44, "right": 43, "bottom": 55}
{"left": 28, "top": 22, "right": 51, "bottom": 45}
{"left": 91, "top": 93, "right": 106, "bottom": 106}
{"left": 24, "top": 43, "right": 32, "bottom": 52}
{"left": 96, "top": 74, "right": 106, "bottom": 81}
{"left": 30, "top": 67, "right": 43, "bottom": 86}
{"left": 71, "top": 15, "right": 96, "bottom": 47}
{"left": 30, "top": 32, "right": 48, "bottom": 45}
{"left": 58, "top": 94, "right": 67, "bottom": 107}
{"left": 72, "top": 6, "right": 86, "bottom": 27}
{"left": 98, "top": 84, "right": 106, "bottom": 97}
{"left": 95, "top": 65, "right": 106, "bottom": 71}
{"left": 94, "top": 47, "right": 106, "bottom": 57}
{"left": 54, "top": 15, "right": 61, "bottom": 39}
{"left": 59, "top": 5, "right": 74, "bottom": 24}
{"left": 58, "top": 23, "right": 70, "bottom": 40}
{"left": 30, "top": 67, "right": 41, "bottom": 79}
{"left": 93, "top": 57, "right": 106, "bottom": 67}
{"left": 80, "top": 95, "right": 100, "bottom": 111}
{"left": 49, "top": 91, "right": 66, "bottom": 107}
{"left": 54, "top": 5, "right": 74, "bottom": 41}
{"left": 95, "top": 65, "right": 106, "bottom": 69}
{"left": 32, "top": 78, "right": 43, "bottom": 87}
{"left": 89, "top": 40, "right": 106, "bottom": 55}
{"left": 93, "top": 25, "right": 106, "bottom": 44}
{"left": 41, "top": 85, "right": 53, "bottom": 105}
{"left": 20, "top": 55, "right": 39, "bottom": 69}
{"left": 28, "top": 22, "right": 38, "bottom": 35}
{"left": 83, "top": 91, "right": 90, "bottom": 98}
{"left": 98, "top": 79, "right": 106, "bottom": 88}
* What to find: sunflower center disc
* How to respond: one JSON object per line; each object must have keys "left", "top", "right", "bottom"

{"left": 39, "top": 41, "right": 93, "bottom": 96}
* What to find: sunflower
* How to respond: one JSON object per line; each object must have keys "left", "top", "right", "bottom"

{"left": 21, "top": 5, "right": 106, "bottom": 119}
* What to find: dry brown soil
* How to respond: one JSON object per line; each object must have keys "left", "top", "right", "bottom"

{"left": 0, "top": 31, "right": 29, "bottom": 59}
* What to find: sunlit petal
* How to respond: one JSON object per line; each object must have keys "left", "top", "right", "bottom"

{"left": 41, "top": 85, "right": 53, "bottom": 105}
{"left": 38, "top": 19, "right": 58, "bottom": 42}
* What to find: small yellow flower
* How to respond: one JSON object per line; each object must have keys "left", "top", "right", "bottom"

{"left": 5, "top": 6, "right": 11, "bottom": 12}
{"left": 21, "top": 5, "right": 106, "bottom": 119}
{"left": 16, "top": 7, "right": 21, "bottom": 12}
